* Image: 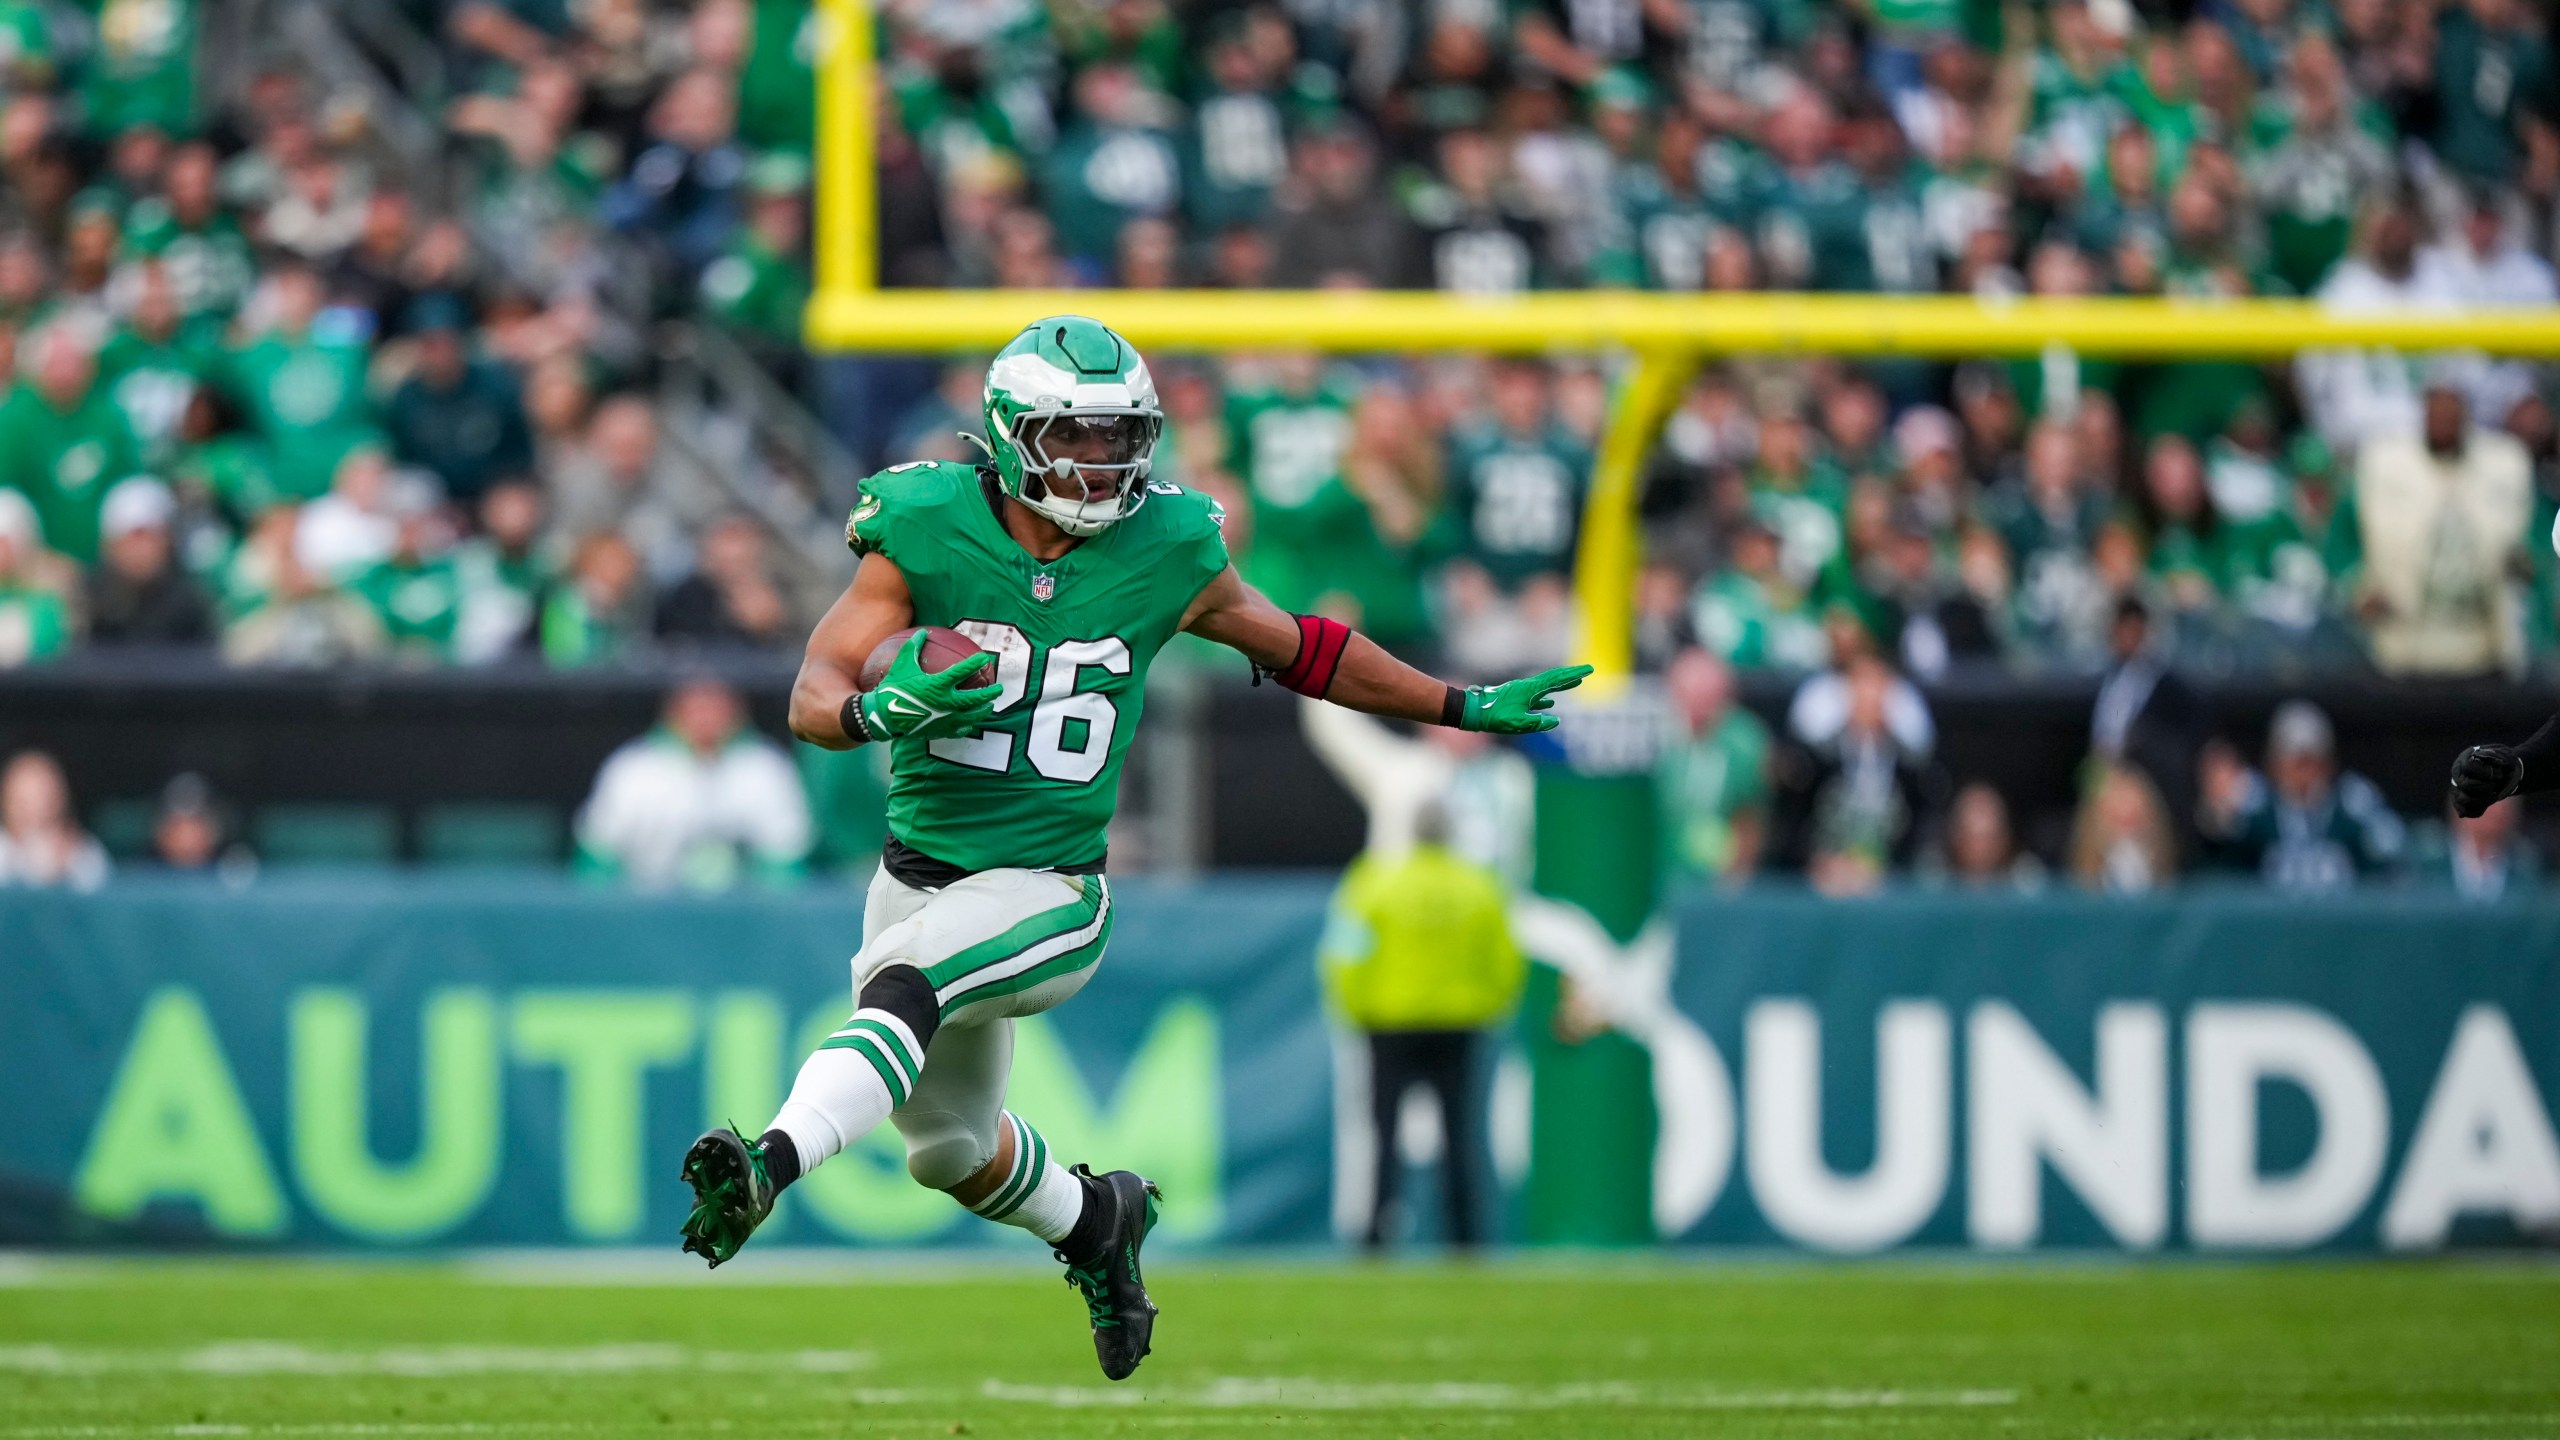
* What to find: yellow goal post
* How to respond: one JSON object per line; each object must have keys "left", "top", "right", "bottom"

{"left": 805, "top": 0, "right": 2560, "bottom": 682}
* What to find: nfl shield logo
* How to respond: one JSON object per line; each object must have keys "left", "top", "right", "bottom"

{"left": 1031, "top": 573, "right": 1056, "bottom": 603}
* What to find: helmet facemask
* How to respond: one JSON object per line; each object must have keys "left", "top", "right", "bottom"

{"left": 1009, "top": 407, "right": 1162, "bottom": 536}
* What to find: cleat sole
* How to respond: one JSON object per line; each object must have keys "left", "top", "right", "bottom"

{"left": 676, "top": 1131, "right": 760, "bottom": 1269}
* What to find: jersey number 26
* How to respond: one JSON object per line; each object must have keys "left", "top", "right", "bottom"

{"left": 927, "top": 621, "right": 1128, "bottom": 784}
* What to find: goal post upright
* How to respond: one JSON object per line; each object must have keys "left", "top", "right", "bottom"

{"left": 812, "top": 0, "right": 876, "bottom": 301}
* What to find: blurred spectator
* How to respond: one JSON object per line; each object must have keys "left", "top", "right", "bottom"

{"left": 2069, "top": 761, "right": 2179, "bottom": 894}
{"left": 1863, "top": 503, "right": 2000, "bottom": 680}
{"left": 221, "top": 260, "right": 375, "bottom": 504}
{"left": 0, "top": 324, "right": 141, "bottom": 565}
{"left": 223, "top": 509, "right": 388, "bottom": 668}
{"left": 1441, "top": 556, "right": 1574, "bottom": 680}
{"left": 523, "top": 357, "right": 595, "bottom": 473}
{"left": 1412, "top": 127, "right": 1547, "bottom": 293}
{"left": 2342, "top": 376, "right": 2534, "bottom": 677}
{"left": 1184, "top": 19, "right": 1288, "bottom": 235}
{"left": 84, "top": 477, "right": 212, "bottom": 647}
{"left": 1778, "top": 652, "right": 1946, "bottom": 894}
{"left": 2417, "top": 0, "right": 2556, "bottom": 199}
{"left": 1659, "top": 647, "right": 1771, "bottom": 886}
{"left": 1041, "top": 65, "right": 1181, "bottom": 272}
{"left": 1983, "top": 418, "right": 2112, "bottom": 664}
{"left": 699, "top": 153, "right": 812, "bottom": 380}
{"left": 2199, "top": 700, "right": 2405, "bottom": 891}
{"left": 2089, "top": 596, "right": 2207, "bottom": 843}
{"left": 656, "top": 513, "right": 789, "bottom": 650}
{"left": 149, "top": 772, "right": 254, "bottom": 880}
{"left": 1319, "top": 799, "right": 1524, "bottom": 1252}
{"left": 542, "top": 530, "right": 653, "bottom": 667}
{"left": 2299, "top": 200, "right": 2456, "bottom": 453}
{"left": 1787, "top": 633, "right": 1936, "bottom": 754}
{"left": 452, "top": 480, "right": 551, "bottom": 664}
{"left": 0, "top": 487, "right": 68, "bottom": 665}
{"left": 1934, "top": 782, "right": 2046, "bottom": 893}
{"left": 550, "top": 394, "right": 712, "bottom": 584}
{"left": 2247, "top": 35, "right": 2397, "bottom": 297}
{"left": 1224, "top": 352, "right": 1359, "bottom": 615}
{"left": 326, "top": 189, "right": 419, "bottom": 338}
{"left": 604, "top": 68, "right": 747, "bottom": 279}
{"left": 1332, "top": 380, "right": 1440, "bottom": 650}
{"left": 0, "top": 750, "right": 107, "bottom": 889}
{"left": 2412, "top": 794, "right": 2540, "bottom": 900}
{"left": 2414, "top": 191, "right": 2556, "bottom": 423}
{"left": 294, "top": 448, "right": 403, "bottom": 582}
{"left": 1268, "top": 120, "right": 1413, "bottom": 287}
{"left": 1441, "top": 360, "right": 1588, "bottom": 592}
{"left": 575, "top": 675, "right": 811, "bottom": 889}
{"left": 384, "top": 294, "right": 534, "bottom": 506}
{"left": 98, "top": 264, "right": 211, "bottom": 474}
{"left": 1692, "top": 510, "right": 1828, "bottom": 671}
{"left": 354, "top": 511, "right": 462, "bottom": 666}
{"left": 123, "top": 141, "right": 252, "bottom": 322}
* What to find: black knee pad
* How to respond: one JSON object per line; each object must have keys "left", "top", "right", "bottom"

{"left": 859, "top": 963, "right": 942, "bottom": 1051}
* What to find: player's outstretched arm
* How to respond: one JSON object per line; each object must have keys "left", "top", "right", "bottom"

{"left": 1181, "top": 565, "right": 1590, "bottom": 733}
{"left": 2450, "top": 709, "right": 2560, "bottom": 817}
{"left": 788, "top": 553, "right": 918, "bottom": 750}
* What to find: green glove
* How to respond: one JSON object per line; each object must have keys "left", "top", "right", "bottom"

{"left": 1458, "top": 664, "right": 1593, "bottom": 734}
{"left": 851, "top": 631, "right": 1003, "bottom": 742}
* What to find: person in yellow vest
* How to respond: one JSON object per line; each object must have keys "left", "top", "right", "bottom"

{"left": 1318, "top": 801, "right": 1527, "bottom": 1250}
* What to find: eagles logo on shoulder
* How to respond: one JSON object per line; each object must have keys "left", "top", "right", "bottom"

{"left": 845, "top": 493, "right": 883, "bottom": 550}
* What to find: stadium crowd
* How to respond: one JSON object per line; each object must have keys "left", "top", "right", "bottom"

{"left": 0, "top": 0, "right": 2555, "bottom": 681}
{"left": 0, "top": 0, "right": 2555, "bottom": 892}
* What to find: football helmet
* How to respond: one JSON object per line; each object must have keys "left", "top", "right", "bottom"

{"left": 983, "top": 316, "right": 1165, "bottom": 537}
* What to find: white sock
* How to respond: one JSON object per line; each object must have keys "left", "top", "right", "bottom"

{"left": 769, "top": 1009, "right": 927, "bottom": 1175}
{"left": 965, "top": 1112, "right": 1085, "bottom": 1245}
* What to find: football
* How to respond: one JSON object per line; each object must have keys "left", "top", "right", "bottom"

{"left": 858, "top": 624, "right": 989, "bottom": 691}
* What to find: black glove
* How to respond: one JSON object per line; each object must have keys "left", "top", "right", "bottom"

{"left": 2449, "top": 744, "right": 2525, "bottom": 819}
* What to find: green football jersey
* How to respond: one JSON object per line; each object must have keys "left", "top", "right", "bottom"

{"left": 846, "top": 460, "right": 1230, "bottom": 873}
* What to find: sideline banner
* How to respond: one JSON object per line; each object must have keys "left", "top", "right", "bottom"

{"left": 1646, "top": 891, "right": 2560, "bottom": 1251}
{"left": 6, "top": 879, "right": 2557, "bottom": 1250}
{"left": 2, "top": 875, "right": 1335, "bottom": 1249}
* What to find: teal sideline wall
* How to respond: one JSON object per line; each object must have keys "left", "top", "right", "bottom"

{"left": 4, "top": 878, "right": 2555, "bottom": 1251}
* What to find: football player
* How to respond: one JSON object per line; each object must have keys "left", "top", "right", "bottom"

{"left": 676, "top": 317, "right": 1586, "bottom": 1380}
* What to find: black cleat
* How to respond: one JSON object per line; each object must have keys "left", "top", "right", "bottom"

{"left": 678, "top": 1127, "right": 777, "bottom": 1268}
{"left": 1057, "top": 1165, "right": 1162, "bottom": 1381}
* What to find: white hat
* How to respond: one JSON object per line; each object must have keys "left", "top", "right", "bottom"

{"left": 2268, "top": 700, "right": 2334, "bottom": 761}
{"left": 1893, "top": 404, "right": 1961, "bottom": 461}
{"left": 100, "top": 476, "right": 176, "bottom": 538}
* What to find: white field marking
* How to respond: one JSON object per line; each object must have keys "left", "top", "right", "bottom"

{"left": 976, "top": 1378, "right": 2019, "bottom": 1410}
{"left": 0, "top": 1417, "right": 991, "bottom": 1440}
{"left": 0, "top": 1414, "right": 588, "bottom": 1424}
{"left": 454, "top": 1247, "right": 1042, "bottom": 1286}
{"left": 2227, "top": 1417, "right": 2560, "bottom": 1431}
{"left": 0, "top": 1343, "right": 870, "bottom": 1376}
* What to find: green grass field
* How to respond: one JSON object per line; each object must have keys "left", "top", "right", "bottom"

{"left": 2, "top": 1253, "right": 2556, "bottom": 1438}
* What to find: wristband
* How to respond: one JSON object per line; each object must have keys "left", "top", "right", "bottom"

{"left": 840, "top": 692, "right": 876, "bottom": 744}
{"left": 1440, "top": 685, "right": 1466, "bottom": 728}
